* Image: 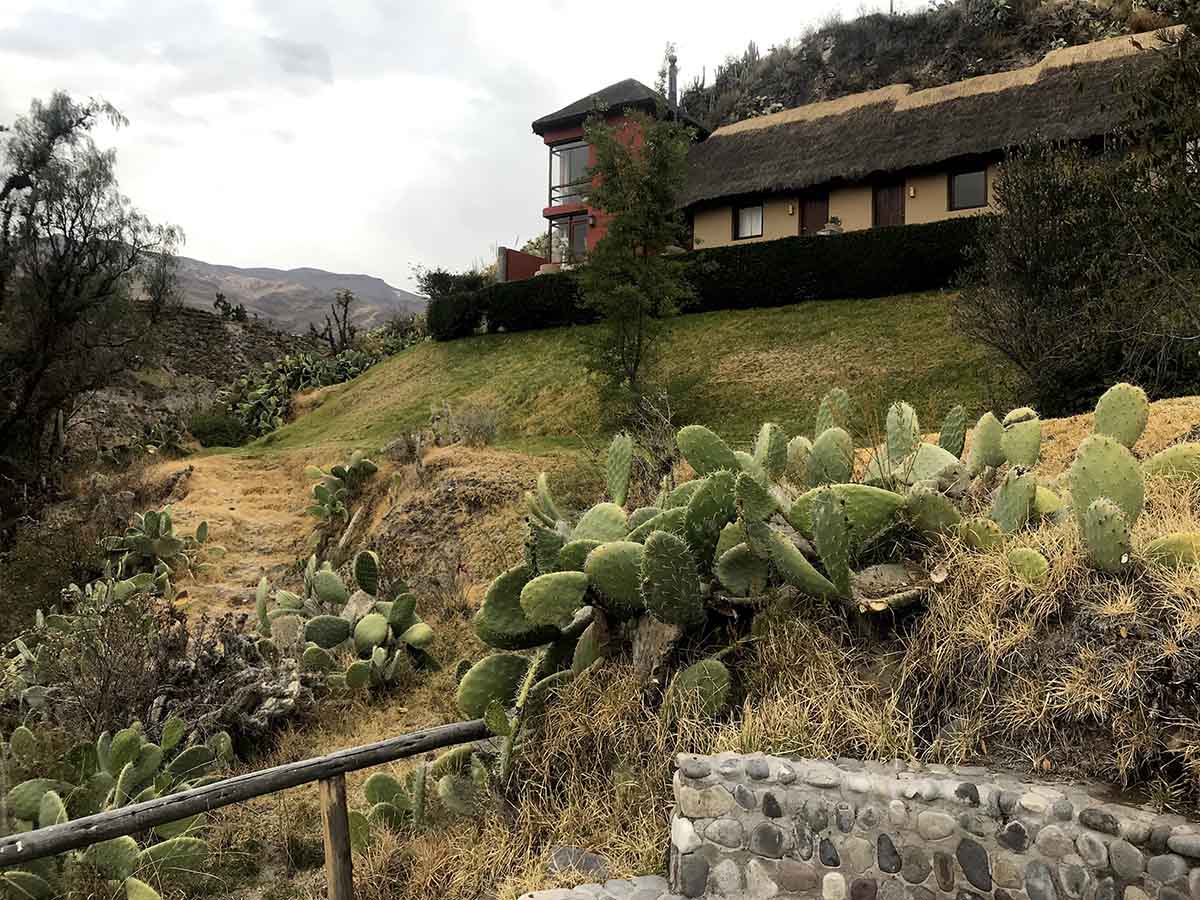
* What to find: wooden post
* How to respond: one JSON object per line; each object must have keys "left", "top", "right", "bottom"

{"left": 320, "top": 775, "right": 354, "bottom": 900}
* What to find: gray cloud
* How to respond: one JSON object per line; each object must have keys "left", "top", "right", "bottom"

{"left": 262, "top": 37, "right": 333, "bottom": 83}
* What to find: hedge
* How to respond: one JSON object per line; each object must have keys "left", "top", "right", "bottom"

{"left": 430, "top": 218, "right": 980, "bottom": 340}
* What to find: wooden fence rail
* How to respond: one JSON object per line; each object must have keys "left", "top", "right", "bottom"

{"left": 0, "top": 718, "right": 490, "bottom": 900}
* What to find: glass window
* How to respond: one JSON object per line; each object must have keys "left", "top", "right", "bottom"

{"left": 549, "top": 215, "right": 588, "bottom": 263}
{"left": 734, "top": 203, "right": 763, "bottom": 239}
{"left": 949, "top": 169, "right": 988, "bottom": 210}
{"left": 550, "top": 141, "right": 590, "bottom": 206}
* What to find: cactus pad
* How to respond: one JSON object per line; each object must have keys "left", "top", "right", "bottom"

{"left": 640, "top": 530, "right": 705, "bottom": 627}
{"left": 353, "top": 550, "right": 381, "bottom": 596}
{"left": 312, "top": 570, "right": 350, "bottom": 606}
{"left": 807, "top": 426, "right": 854, "bottom": 486}
{"left": 663, "top": 659, "right": 732, "bottom": 723}
{"left": 1094, "top": 382, "right": 1149, "bottom": 449}
{"left": 1070, "top": 434, "right": 1145, "bottom": 528}
{"left": 684, "top": 470, "right": 737, "bottom": 567}
{"left": 1008, "top": 547, "right": 1050, "bottom": 585}
{"left": 455, "top": 653, "right": 531, "bottom": 718}
{"left": 787, "top": 435, "right": 812, "bottom": 483}
{"left": 1001, "top": 407, "right": 1042, "bottom": 467}
{"left": 1144, "top": 532, "right": 1200, "bottom": 568}
{"left": 570, "top": 503, "right": 628, "bottom": 543}
{"left": 765, "top": 527, "right": 839, "bottom": 598}
{"left": 715, "top": 543, "right": 770, "bottom": 596}
{"left": 663, "top": 479, "right": 704, "bottom": 510}
{"left": 558, "top": 539, "right": 603, "bottom": 573}
{"left": 815, "top": 388, "right": 851, "bottom": 437}
{"left": 304, "top": 615, "right": 351, "bottom": 649}
{"left": 905, "top": 485, "right": 962, "bottom": 534}
{"left": 584, "top": 541, "right": 646, "bottom": 618}
{"left": 1082, "top": 498, "right": 1132, "bottom": 573}
{"left": 626, "top": 507, "right": 687, "bottom": 542}
{"left": 788, "top": 484, "right": 905, "bottom": 545}
{"left": 345, "top": 660, "right": 371, "bottom": 690}
{"left": 991, "top": 468, "right": 1036, "bottom": 533}
{"left": 1143, "top": 443, "right": 1200, "bottom": 479}
{"left": 525, "top": 522, "right": 565, "bottom": 574}
{"left": 137, "top": 836, "right": 209, "bottom": 877}
{"left": 886, "top": 401, "right": 920, "bottom": 463}
{"left": 302, "top": 645, "right": 336, "bottom": 672}
{"left": 606, "top": 433, "right": 634, "bottom": 507}
{"left": 353, "top": 613, "right": 390, "bottom": 654}
{"left": 937, "top": 404, "right": 968, "bottom": 459}
{"left": 735, "top": 451, "right": 768, "bottom": 487}
{"left": 811, "top": 488, "right": 853, "bottom": 596}
{"left": 571, "top": 614, "right": 611, "bottom": 675}
{"left": 735, "top": 471, "right": 779, "bottom": 523}
{"left": 753, "top": 422, "right": 788, "bottom": 480}
{"left": 967, "top": 411, "right": 1006, "bottom": 474}
{"left": 519, "top": 571, "right": 590, "bottom": 629}
{"left": 958, "top": 516, "right": 1003, "bottom": 550}
{"left": 627, "top": 506, "right": 662, "bottom": 532}
{"left": 676, "top": 424, "right": 738, "bottom": 475}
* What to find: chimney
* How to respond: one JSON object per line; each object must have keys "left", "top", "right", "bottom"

{"left": 668, "top": 53, "right": 678, "bottom": 109}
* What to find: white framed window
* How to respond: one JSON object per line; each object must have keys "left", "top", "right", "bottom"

{"left": 734, "top": 203, "right": 764, "bottom": 239}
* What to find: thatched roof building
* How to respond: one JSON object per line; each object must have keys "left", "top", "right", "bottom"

{"left": 680, "top": 28, "right": 1176, "bottom": 211}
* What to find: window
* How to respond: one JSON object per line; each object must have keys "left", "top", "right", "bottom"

{"left": 550, "top": 141, "right": 590, "bottom": 206}
{"left": 949, "top": 169, "right": 988, "bottom": 210}
{"left": 549, "top": 215, "right": 588, "bottom": 263}
{"left": 733, "top": 203, "right": 764, "bottom": 239}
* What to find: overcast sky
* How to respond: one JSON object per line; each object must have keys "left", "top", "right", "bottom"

{"left": 0, "top": 0, "right": 921, "bottom": 292}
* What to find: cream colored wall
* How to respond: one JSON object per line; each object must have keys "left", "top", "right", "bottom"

{"left": 692, "top": 196, "right": 798, "bottom": 249}
{"left": 692, "top": 163, "right": 1000, "bottom": 248}
{"left": 905, "top": 163, "right": 999, "bottom": 224}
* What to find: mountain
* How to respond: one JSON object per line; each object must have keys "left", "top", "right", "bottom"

{"left": 174, "top": 256, "right": 426, "bottom": 334}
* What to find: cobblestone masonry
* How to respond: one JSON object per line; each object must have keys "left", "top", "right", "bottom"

{"left": 525, "top": 753, "right": 1200, "bottom": 900}
{"left": 669, "top": 753, "right": 1200, "bottom": 899}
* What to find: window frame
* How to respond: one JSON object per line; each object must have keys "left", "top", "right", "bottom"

{"left": 732, "top": 202, "right": 764, "bottom": 240}
{"left": 948, "top": 167, "right": 989, "bottom": 212}
{"left": 548, "top": 140, "right": 591, "bottom": 207}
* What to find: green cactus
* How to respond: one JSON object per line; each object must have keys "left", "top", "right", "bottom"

{"left": 353, "top": 613, "right": 390, "bottom": 654}
{"left": 583, "top": 541, "right": 645, "bottom": 618}
{"left": 1081, "top": 497, "right": 1132, "bottom": 573}
{"left": 905, "top": 485, "right": 962, "bottom": 534}
{"left": 627, "top": 506, "right": 661, "bottom": 531}
{"left": 814, "top": 387, "right": 851, "bottom": 437}
{"left": 1001, "top": 407, "right": 1042, "bottom": 467}
{"left": 606, "top": 433, "right": 634, "bottom": 507}
{"left": 571, "top": 614, "right": 611, "bottom": 675}
{"left": 37, "top": 790, "right": 67, "bottom": 828}
{"left": 753, "top": 422, "right": 788, "bottom": 480}
{"left": 811, "top": 489, "right": 853, "bottom": 597}
{"left": 353, "top": 550, "right": 381, "bottom": 596}
{"left": 1094, "top": 382, "right": 1149, "bottom": 449}
{"left": 1144, "top": 533, "right": 1200, "bottom": 568}
{"left": 991, "top": 468, "right": 1036, "bottom": 533}
{"left": 363, "top": 772, "right": 407, "bottom": 806}
{"left": 676, "top": 424, "right": 738, "bottom": 475}
{"left": 436, "top": 773, "right": 479, "bottom": 816}
{"left": 137, "top": 836, "right": 209, "bottom": 877}
{"left": 519, "top": 571, "right": 590, "bottom": 629}
{"left": 626, "top": 507, "right": 687, "bottom": 542}
{"left": 640, "top": 530, "right": 705, "bottom": 627}
{"left": 662, "top": 659, "right": 732, "bottom": 724}
{"left": 525, "top": 521, "right": 566, "bottom": 574}
{"left": 255, "top": 576, "right": 271, "bottom": 637}
{"left": 345, "top": 659, "right": 372, "bottom": 690}
{"left": 1143, "top": 443, "right": 1200, "bottom": 479}
{"left": 715, "top": 543, "right": 770, "bottom": 596}
{"left": 733, "top": 451, "right": 766, "bottom": 487}
{"left": 868, "top": 442, "right": 966, "bottom": 490}
{"left": 312, "top": 569, "right": 350, "bottom": 607}
{"left": 937, "top": 404, "right": 968, "bottom": 458}
{"left": 1069, "top": 434, "right": 1145, "bottom": 528}
{"left": 786, "top": 435, "right": 812, "bottom": 482}
{"left": 766, "top": 527, "right": 839, "bottom": 598}
{"left": 966, "top": 411, "right": 1005, "bottom": 475}
{"left": 715, "top": 521, "right": 747, "bottom": 561}
{"left": 958, "top": 516, "right": 1002, "bottom": 550}
{"left": 663, "top": 479, "right": 705, "bottom": 510}
{"left": 684, "top": 470, "right": 737, "bottom": 566}
{"left": 1008, "top": 547, "right": 1050, "bottom": 584}
{"left": 787, "top": 484, "right": 905, "bottom": 545}
{"left": 886, "top": 401, "right": 920, "bottom": 463}
{"left": 302, "top": 644, "right": 337, "bottom": 672}
{"left": 735, "top": 471, "right": 779, "bottom": 523}
{"left": 807, "top": 426, "right": 854, "bottom": 486}
{"left": 557, "top": 539, "right": 602, "bottom": 572}
{"left": 86, "top": 835, "right": 141, "bottom": 879}
{"left": 304, "top": 615, "right": 352, "bottom": 649}
{"left": 455, "top": 653, "right": 531, "bottom": 718}
{"left": 570, "top": 503, "right": 628, "bottom": 543}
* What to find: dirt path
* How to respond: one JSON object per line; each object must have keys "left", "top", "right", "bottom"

{"left": 150, "top": 452, "right": 315, "bottom": 620}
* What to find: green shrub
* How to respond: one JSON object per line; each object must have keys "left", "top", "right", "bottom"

{"left": 483, "top": 272, "right": 590, "bottom": 333}
{"left": 188, "top": 405, "right": 247, "bottom": 447}
{"left": 685, "top": 218, "right": 979, "bottom": 311}
{"left": 427, "top": 291, "right": 483, "bottom": 341}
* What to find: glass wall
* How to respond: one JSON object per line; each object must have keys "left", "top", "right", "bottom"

{"left": 550, "top": 141, "right": 590, "bottom": 206}
{"left": 549, "top": 215, "right": 588, "bottom": 263}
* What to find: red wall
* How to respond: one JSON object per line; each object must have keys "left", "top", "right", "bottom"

{"left": 542, "top": 113, "right": 646, "bottom": 252}
{"left": 502, "top": 247, "right": 547, "bottom": 283}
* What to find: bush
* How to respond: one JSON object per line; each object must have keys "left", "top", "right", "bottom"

{"left": 189, "top": 404, "right": 248, "bottom": 447}
{"left": 685, "top": 217, "right": 979, "bottom": 312}
{"left": 484, "top": 272, "right": 590, "bottom": 333}
{"left": 427, "top": 290, "right": 483, "bottom": 341}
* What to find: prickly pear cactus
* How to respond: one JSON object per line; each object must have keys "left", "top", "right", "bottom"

{"left": 606, "top": 433, "right": 634, "bottom": 507}
{"left": 1144, "top": 533, "right": 1200, "bottom": 569}
{"left": 1143, "top": 443, "right": 1200, "bottom": 479}
{"left": 735, "top": 471, "right": 779, "bottom": 523}
{"left": 787, "top": 435, "right": 813, "bottom": 483}
{"left": 1069, "top": 434, "right": 1144, "bottom": 529}
{"left": 812, "top": 488, "right": 853, "bottom": 597}
{"left": 886, "top": 401, "right": 920, "bottom": 464}
{"left": 583, "top": 541, "right": 645, "bottom": 618}
{"left": 991, "top": 469, "right": 1035, "bottom": 534}
{"left": 570, "top": 503, "right": 628, "bottom": 543}
{"left": 662, "top": 659, "right": 732, "bottom": 724}
{"left": 519, "top": 571, "right": 589, "bottom": 629}
{"left": 966, "top": 411, "right": 1005, "bottom": 475}
{"left": 353, "top": 550, "right": 381, "bottom": 597}
{"left": 807, "top": 427, "right": 854, "bottom": 487}
{"left": 1094, "top": 383, "right": 1149, "bottom": 449}
{"left": 1081, "top": 497, "right": 1132, "bottom": 574}
{"left": 1008, "top": 547, "right": 1050, "bottom": 585}
{"left": 641, "top": 530, "right": 705, "bottom": 626}
{"left": 814, "top": 387, "right": 851, "bottom": 437}
{"left": 684, "top": 470, "right": 738, "bottom": 567}
{"left": 1001, "top": 407, "right": 1041, "bottom": 468}
{"left": 753, "top": 422, "right": 788, "bottom": 481}
{"left": 937, "top": 405, "right": 968, "bottom": 459}
{"left": 676, "top": 424, "right": 738, "bottom": 476}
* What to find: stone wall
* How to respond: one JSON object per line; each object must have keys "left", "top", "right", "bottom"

{"left": 669, "top": 753, "right": 1200, "bottom": 900}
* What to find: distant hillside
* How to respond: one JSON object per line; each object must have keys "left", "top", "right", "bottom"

{"left": 175, "top": 257, "right": 426, "bottom": 334}
{"left": 680, "top": 0, "right": 1174, "bottom": 128}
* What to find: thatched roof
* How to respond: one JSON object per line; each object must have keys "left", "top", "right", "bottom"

{"left": 680, "top": 29, "right": 1177, "bottom": 209}
{"left": 532, "top": 79, "right": 661, "bottom": 136}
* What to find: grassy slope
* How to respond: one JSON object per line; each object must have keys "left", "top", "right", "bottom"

{"left": 259, "top": 290, "right": 1016, "bottom": 456}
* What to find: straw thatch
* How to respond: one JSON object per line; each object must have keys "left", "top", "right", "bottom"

{"left": 680, "top": 29, "right": 1177, "bottom": 209}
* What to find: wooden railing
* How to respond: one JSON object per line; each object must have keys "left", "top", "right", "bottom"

{"left": 0, "top": 719, "right": 490, "bottom": 900}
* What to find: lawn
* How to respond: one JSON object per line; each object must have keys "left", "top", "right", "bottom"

{"left": 258, "top": 290, "right": 1019, "bottom": 455}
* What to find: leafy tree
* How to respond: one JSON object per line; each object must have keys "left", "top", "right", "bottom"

{"left": 579, "top": 107, "right": 694, "bottom": 415}
{"left": 142, "top": 224, "right": 185, "bottom": 323}
{"left": 0, "top": 92, "right": 178, "bottom": 469}
{"left": 520, "top": 232, "right": 550, "bottom": 259}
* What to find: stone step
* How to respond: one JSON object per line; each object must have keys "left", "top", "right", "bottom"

{"left": 520, "top": 874, "right": 674, "bottom": 900}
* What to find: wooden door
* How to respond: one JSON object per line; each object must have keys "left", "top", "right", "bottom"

{"left": 873, "top": 181, "right": 905, "bottom": 228}
{"left": 800, "top": 194, "right": 830, "bottom": 235}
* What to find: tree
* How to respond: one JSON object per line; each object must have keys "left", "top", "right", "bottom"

{"left": 0, "top": 92, "right": 178, "bottom": 469}
{"left": 310, "top": 288, "right": 359, "bottom": 355}
{"left": 579, "top": 107, "right": 694, "bottom": 415}
{"left": 142, "top": 225, "right": 185, "bottom": 323}
{"left": 520, "top": 233, "right": 550, "bottom": 259}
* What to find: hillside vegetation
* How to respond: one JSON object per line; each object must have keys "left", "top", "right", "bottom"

{"left": 681, "top": 0, "right": 1172, "bottom": 127}
{"left": 261, "top": 290, "right": 1016, "bottom": 455}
